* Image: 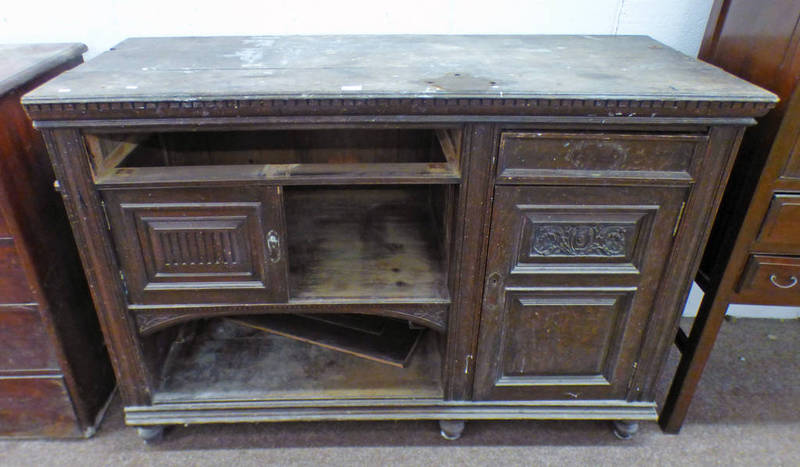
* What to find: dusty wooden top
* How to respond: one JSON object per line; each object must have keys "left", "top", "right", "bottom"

{"left": 0, "top": 43, "right": 87, "bottom": 97}
{"left": 23, "top": 35, "right": 776, "bottom": 106}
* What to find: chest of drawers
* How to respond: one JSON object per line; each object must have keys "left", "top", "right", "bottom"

{"left": 22, "top": 35, "right": 775, "bottom": 441}
{"left": 0, "top": 43, "right": 114, "bottom": 438}
{"left": 660, "top": 0, "right": 800, "bottom": 433}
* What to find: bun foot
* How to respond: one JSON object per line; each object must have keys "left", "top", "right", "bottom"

{"left": 612, "top": 420, "right": 639, "bottom": 440}
{"left": 439, "top": 420, "right": 465, "bottom": 440}
{"left": 136, "top": 425, "right": 165, "bottom": 443}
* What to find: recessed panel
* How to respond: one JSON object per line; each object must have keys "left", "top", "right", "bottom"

{"left": 102, "top": 187, "right": 288, "bottom": 305}
{"left": 126, "top": 204, "right": 265, "bottom": 294}
{"left": 497, "top": 290, "right": 632, "bottom": 387}
{"left": 141, "top": 215, "right": 254, "bottom": 280}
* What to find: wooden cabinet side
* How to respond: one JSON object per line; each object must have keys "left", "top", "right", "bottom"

{"left": 39, "top": 128, "right": 152, "bottom": 406}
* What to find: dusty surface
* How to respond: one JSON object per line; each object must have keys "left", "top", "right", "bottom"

{"left": 156, "top": 319, "right": 442, "bottom": 402}
{"left": 0, "top": 43, "right": 86, "bottom": 96}
{"left": 23, "top": 35, "right": 777, "bottom": 103}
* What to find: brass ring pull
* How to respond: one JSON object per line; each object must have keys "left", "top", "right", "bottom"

{"left": 769, "top": 274, "right": 797, "bottom": 289}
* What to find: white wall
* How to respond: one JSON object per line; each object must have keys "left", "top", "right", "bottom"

{"left": 2, "top": 0, "right": 712, "bottom": 60}
{"left": 3, "top": 0, "right": 797, "bottom": 319}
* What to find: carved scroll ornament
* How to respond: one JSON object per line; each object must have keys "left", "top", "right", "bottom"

{"left": 531, "top": 224, "right": 628, "bottom": 257}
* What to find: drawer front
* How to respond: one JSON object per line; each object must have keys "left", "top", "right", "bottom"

{"left": 738, "top": 255, "right": 800, "bottom": 305}
{"left": 102, "top": 186, "right": 288, "bottom": 305}
{"left": 0, "top": 376, "right": 81, "bottom": 438}
{"left": 780, "top": 130, "right": 800, "bottom": 180}
{"left": 0, "top": 238, "right": 34, "bottom": 304}
{"left": 0, "top": 305, "right": 57, "bottom": 370}
{"left": 474, "top": 185, "right": 688, "bottom": 401}
{"left": 497, "top": 132, "right": 706, "bottom": 184}
{"left": 754, "top": 194, "right": 800, "bottom": 251}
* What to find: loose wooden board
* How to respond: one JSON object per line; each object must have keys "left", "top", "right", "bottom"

{"left": 228, "top": 314, "right": 424, "bottom": 368}
{"left": 155, "top": 319, "right": 442, "bottom": 402}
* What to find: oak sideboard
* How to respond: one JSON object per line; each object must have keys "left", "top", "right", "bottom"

{"left": 22, "top": 35, "right": 776, "bottom": 441}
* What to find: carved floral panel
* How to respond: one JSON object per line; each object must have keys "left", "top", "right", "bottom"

{"left": 530, "top": 224, "right": 631, "bottom": 257}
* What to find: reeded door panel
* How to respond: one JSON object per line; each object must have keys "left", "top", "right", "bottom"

{"left": 102, "top": 186, "right": 288, "bottom": 305}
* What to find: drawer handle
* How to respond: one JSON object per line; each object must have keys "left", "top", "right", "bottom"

{"left": 769, "top": 274, "right": 797, "bottom": 289}
{"left": 266, "top": 230, "right": 281, "bottom": 263}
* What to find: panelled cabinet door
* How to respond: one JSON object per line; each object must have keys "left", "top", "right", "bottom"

{"left": 473, "top": 185, "right": 688, "bottom": 401}
{"left": 101, "top": 186, "right": 288, "bottom": 305}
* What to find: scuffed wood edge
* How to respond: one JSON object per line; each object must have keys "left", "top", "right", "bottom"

{"left": 23, "top": 97, "right": 776, "bottom": 122}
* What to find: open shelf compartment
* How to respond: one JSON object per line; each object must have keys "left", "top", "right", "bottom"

{"left": 151, "top": 317, "right": 444, "bottom": 403}
{"left": 86, "top": 128, "right": 462, "bottom": 186}
{"left": 285, "top": 185, "right": 451, "bottom": 303}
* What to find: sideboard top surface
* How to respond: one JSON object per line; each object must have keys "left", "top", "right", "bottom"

{"left": 0, "top": 43, "right": 87, "bottom": 97}
{"left": 23, "top": 35, "right": 776, "bottom": 106}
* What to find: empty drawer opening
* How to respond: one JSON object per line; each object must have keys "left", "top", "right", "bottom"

{"left": 85, "top": 128, "right": 462, "bottom": 184}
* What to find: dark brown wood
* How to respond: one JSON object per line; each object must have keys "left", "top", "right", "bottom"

{"left": 0, "top": 377, "right": 81, "bottom": 438}
{"left": 0, "top": 305, "right": 58, "bottom": 370}
{"left": 628, "top": 125, "right": 747, "bottom": 405}
{"left": 444, "top": 123, "right": 497, "bottom": 400}
{"left": 497, "top": 132, "right": 706, "bottom": 185}
{"left": 660, "top": 0, "right": 800, "bottom": 433}
{"left": 300, "top": 313, "right": 388, "bottom": 335}
{"left": 39, "top": 128, "right": 153, "bottom": 406}
{"left": 0, "top": 43, "right": 114, "bottom": 438}
{"left": 94, "top": 129, "right": 448, "bottom": 166}
{"left": 737, "top": 255, "right": 800, "bottom": 304}
{"left": 228, "top": 314, "right": 424, "bottom": 368}
{"left": 22, "top": 35, "right": 774, "bottom": 439}
{"left": 474, "top": 184, "right": 688, "bottom": 401}
{"left": 96, "top": 162, "right": 460, "bottom": 187}
{"left": 753, "top": 194, "right": 800, "bottom": 250}
{"left": 102, "top": 186, "right": 289, "bottom": 305}
{"left": 154, "top": 318, "right": 443, "bottom": 402}
{"left": 88, "top": 129, "right": 461, "bottom": 186}
{"left": 0, "top": 238, "right": 34, "bottom": 303}
{"left": 131, "top": 302, "right": 448, "bottom": 335}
